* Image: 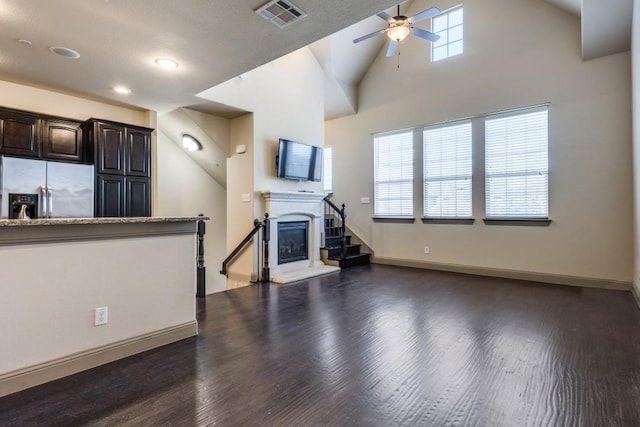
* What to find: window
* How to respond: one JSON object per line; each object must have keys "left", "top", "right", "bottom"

{"left": 431, "top": 6, "right": 464, "bottom": 62}
{"left": 323, "top": 146, "right": 332, "bottom": 192}
{"left": 485, "top": 108, "right": 549, "bottom": 218}
{"left": 374, "top": 130, "right": 413, "bottom": 217}
{"left": 423, "top": 121, "right": 472, "bottom": 218}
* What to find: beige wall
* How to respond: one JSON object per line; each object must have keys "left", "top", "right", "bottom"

{"left": 0, "top": 227, "right": 196, "bottom": 376}
{"left": 0, "top": 80, "right": 152, "bottom": 127}
{"left": 199, "top": 47, "right": 325, "bottom": 282}
{"left": 326, "top": 0, "right": 633, "bottom": 284}
{"left": 226, "top": 114, "right": 256, "bottom": 284}
{"left": 155, "top": 130, "right": 227, "bottom": 293}
{"left": 633, "top": 0, "right": 640, "bottom": 297}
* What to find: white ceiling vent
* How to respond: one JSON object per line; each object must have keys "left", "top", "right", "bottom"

{"left": 256, "top": 0, "right": 307, "bottom": 28}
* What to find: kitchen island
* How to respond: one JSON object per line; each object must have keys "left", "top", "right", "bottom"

{"left": 0, "top": 216, "right": 206, "bottom": 397}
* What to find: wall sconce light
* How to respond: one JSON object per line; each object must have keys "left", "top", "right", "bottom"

{"left": 182, "top": 134, "right": 202, "bottom": 151}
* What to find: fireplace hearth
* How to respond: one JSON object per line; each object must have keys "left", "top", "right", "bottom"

{"left": 278, "top": 221, "right": 309, "bottom": 265}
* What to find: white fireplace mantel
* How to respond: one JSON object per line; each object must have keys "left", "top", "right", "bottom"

{"left": 261, "top": 190, "right": 339, "bottom": 284}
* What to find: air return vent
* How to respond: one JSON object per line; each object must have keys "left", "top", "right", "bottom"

{"left": 255, "top": 0, "right": 307, "bottom": 28}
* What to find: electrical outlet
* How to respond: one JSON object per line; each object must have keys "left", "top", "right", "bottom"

{"left": 424, "top": 246, "right": 430, "bottom": 254}
{"left": 94, "top": 307, "right": 108, "bottom": 326}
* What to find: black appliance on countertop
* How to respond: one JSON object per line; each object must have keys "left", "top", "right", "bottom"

{"left": 9, "top": 193, "right": 38, "bottom": 219}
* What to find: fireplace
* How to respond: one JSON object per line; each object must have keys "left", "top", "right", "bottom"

{"left": 278, "top": 221, "right": 309, "bottom": 264}
{"left": 261, "top": 190, "right": 340, "bottom": 284}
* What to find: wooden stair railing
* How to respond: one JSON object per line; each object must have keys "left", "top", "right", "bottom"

{"left": 323, "top": 196, "right": 347, "bottom": 267}
{"left": 323, "top": 196, "right": 371, "bottom": 268}
{"left": 220, "top": 213, "right": 270, "bottom": 282}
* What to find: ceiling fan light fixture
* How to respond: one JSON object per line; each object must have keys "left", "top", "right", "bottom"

{"left": 387, "top": 23, "right": 410, "bottom": 41}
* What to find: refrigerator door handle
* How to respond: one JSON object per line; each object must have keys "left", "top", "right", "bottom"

{"left": 40, "top": 185, "right": 48, "bottom": 218}
{"left": 47, "top": 186, "right": 53, "bottom": 218}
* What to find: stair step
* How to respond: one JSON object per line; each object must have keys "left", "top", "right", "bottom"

{"left": 341, "top": 253, "right": 371, "bottom": 268}
{"left": 325, "top": 244, "right": 361, "bottom": 258}
{"left": 324, "top": 235, "right": 351, "bottom": 248}
{"left": 324, "top": 226, "right": 343, "bottom": 237}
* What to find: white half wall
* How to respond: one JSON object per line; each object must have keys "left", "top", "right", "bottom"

{"left": 326, "top": 0, "right": 633, "bottom": 285}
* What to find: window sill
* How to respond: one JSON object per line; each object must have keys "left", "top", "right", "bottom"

{"left": 422, "top": 217, "right": 475, "bottom": 225}
{"left": 483, "top": 218, "right": 552, "bottom": 226}
{"left": 373, "top": 217, "right": 416, "bottom": 223}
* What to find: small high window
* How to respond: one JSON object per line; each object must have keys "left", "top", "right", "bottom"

{"left": 431, "top": 6, "right": 464, "bottom": 62}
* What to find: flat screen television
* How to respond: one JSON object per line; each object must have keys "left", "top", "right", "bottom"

{"left": 277, "top": 138, "right": 323, "bottom": 182}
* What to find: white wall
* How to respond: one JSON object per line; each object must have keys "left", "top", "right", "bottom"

{"left": 198, "top": 47, "right": 325, "bottom": 282}
{"left": 326, "top": 0, "right": 633, "bottom": 284}
{"left": 633, "top": 0, "right": 640, "bottom": 296}
{"left": 156, "top": 130, "right": 227, "bottom": 293}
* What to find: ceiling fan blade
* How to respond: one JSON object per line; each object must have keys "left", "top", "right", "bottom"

{"left": 411, "top": 27, "right": 440, "bottom": 42}
{"left": 353, "top": 29, "right": 386, "bottom": 44}
{"left": 386, "top": 40, "right": 398, "bottom": 57}
{"left": 410, "top": 7, "right": 441, "bottom": 23}
{"left": 377, "top": 11, "right": 392, "bottom": 22}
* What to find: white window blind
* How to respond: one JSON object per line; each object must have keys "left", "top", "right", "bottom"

{"left": 423, "top": 121, "right": 472, "bottom": 217}
{"left": 432, "top": 6, "right": 464, "bottom": 62}
{"left": 374, "top": 130, "right": 414, "bottom": 217}
{"left": 323, "top": 146, "right": 333, "bottom": 192}
{"left": 485, "top": 108, "right": 548, "bottom": 218}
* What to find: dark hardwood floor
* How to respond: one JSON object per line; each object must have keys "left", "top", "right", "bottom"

{"left": 2, "top": 264, "right": 640, "bottom": 426}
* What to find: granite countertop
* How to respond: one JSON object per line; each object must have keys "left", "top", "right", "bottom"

{"left": 0, "top": 216, "right": 209, "bottom": 227}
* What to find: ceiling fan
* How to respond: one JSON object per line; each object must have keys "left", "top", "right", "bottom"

{"left": 353, "top": 4, "right": 441, "bottom": 57}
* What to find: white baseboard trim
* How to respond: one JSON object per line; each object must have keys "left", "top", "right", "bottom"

{"left": 372, "top": 257, "right": 632, "bottom": 291}
{"left": 632, "top": 285, "right": 640, "bottom": 308}
{"left": 0, "top": 321, "right": 197, "bottom": 398}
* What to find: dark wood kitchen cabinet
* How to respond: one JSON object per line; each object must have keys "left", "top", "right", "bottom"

{"left": 96, "top": 174, "right": 125, "bottom": 217}
{"left": 42, "top": 119, "right": 84, "bottom": 162}
{"left": 85, "top": 119, "right": 153, "bottom": 217}
{"left": 126, "top": 128, "right": 151, "bottom": 177}
{"left": 0, "top": 109, "right": 41, "bottom": 158}
{"left": 0, "top": 107, "right": 87, "bottom": 162}
{"left": 93, "top": 121, "right": 125, "bottom": 174}
{"left": 126, "top": 176, "right": 151, "bottom": 217}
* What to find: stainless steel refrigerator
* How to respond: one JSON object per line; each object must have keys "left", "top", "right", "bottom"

{"left": 0, "top": 156, "right": 94, "bottom": 219}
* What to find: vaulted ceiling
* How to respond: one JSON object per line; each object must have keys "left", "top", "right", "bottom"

{"left": 0, "top": 0, "right": 631, "bottom": 118}
{"left": 0, "top": 0, "right": 632, "bottom": 186}
{"left": 314, "top": 0, "right": 632, "bottom": 119}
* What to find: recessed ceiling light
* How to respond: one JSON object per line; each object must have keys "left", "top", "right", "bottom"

{"left": 17, "top": 39, "right": 32, "bottom": 46}
{"left": 182, "top": 134, "right": 202, "bottom": 152}
{"left": 155, "top": 58, "right": 179, "bottom": 69}
{"left": 113, "top": 86, "right": 131, "bottom": 95}
{"left": 49, "top": 46, "right": 80, "bottom": 59}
